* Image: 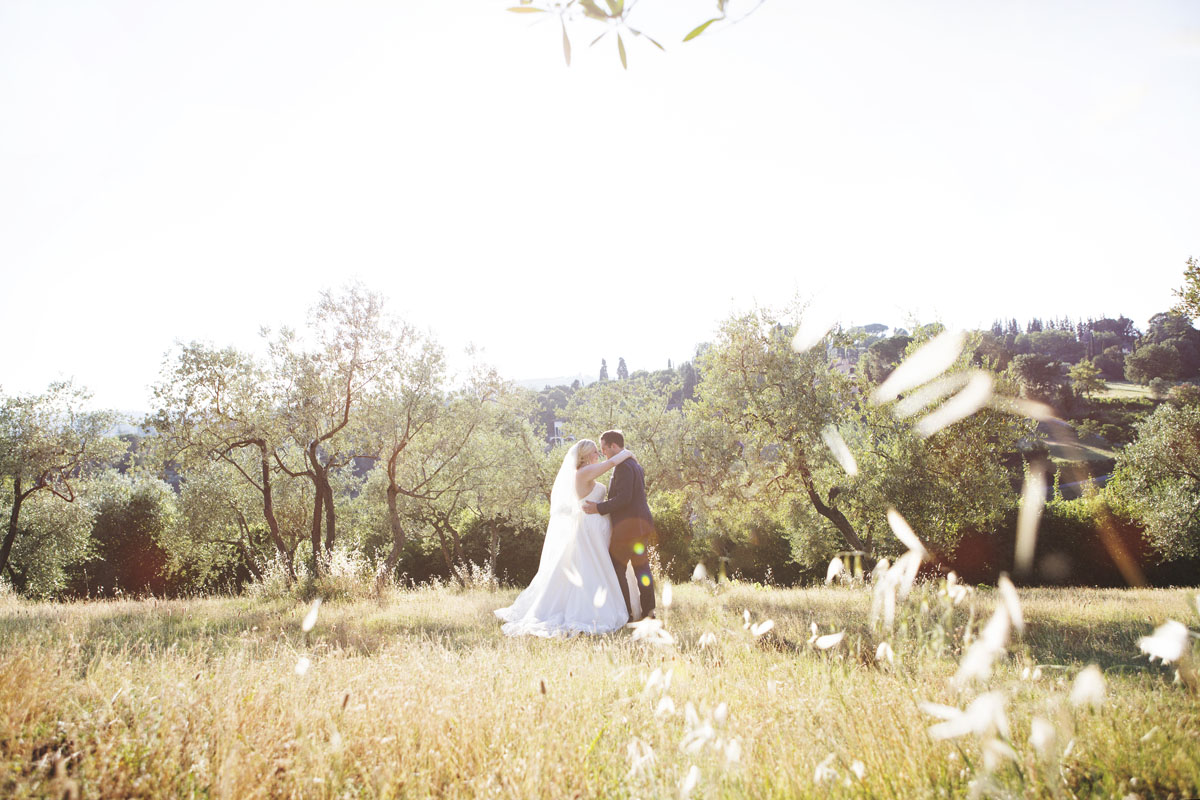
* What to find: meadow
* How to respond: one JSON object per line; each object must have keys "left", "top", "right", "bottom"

{"left": 1, "top": 580, "right": 1197, "bottom": 799}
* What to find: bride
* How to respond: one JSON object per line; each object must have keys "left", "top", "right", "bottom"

{"left": 495, "top": 439, "right": 636, "bottom": 637}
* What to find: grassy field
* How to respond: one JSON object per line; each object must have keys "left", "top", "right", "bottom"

{"left": 1098, "top": 382, "right": 1155, "bottom": 401}
{"left": 1, "top": 581, "right": 1198, "bottom": 799}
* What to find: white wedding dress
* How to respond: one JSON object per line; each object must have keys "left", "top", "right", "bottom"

{"left": 495, "top": 479, "right": 633, "bottom": 637}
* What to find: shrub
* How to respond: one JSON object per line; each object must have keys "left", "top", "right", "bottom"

{"left": 1168, "top": 382, "right": 1200, "bottom": 407}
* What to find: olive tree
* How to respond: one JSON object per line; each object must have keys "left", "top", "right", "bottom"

{"left": 0, "top": 381, "right": 122, "bottom": 589}
{"left": 691, "top": 308, "right": 1027, "bottom": 564}
{"left": 150, "top": 343, "right": 304, "bottom": 580}
{"left": 268, "top": 284, "right": 400, "bottom": 575}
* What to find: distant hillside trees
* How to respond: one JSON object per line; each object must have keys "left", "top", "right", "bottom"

{"left": 862, "top": 334, "right": 912, "bottom": 382}
{"left": 1068, "top": 359, "right": 1106, "bottom": 399}
{"left": 1008, "top": 353, "right": 1068, "bottom": 404}
{"left": 1125, "top": 312, "right": 1200, "bottom": 385}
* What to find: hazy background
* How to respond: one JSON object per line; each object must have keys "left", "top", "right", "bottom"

{"left": 2, "top": 0, "right": 1197, "bottom": 409}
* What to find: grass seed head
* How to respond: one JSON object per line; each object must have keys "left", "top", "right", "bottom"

{"left": 872, "top": 329, "right": 966, "bottom": 404}
{"left": 814, "top": 753, "right": 837, "bottom": 784}
{"left": 791, "top": 309, "right": 837, "bottom": 354}
{"left": 814, "top": 632, "right": 845, "bottom": 650}
{"left": 1138, "top": 619, "right": 1189, "bottom": 664}
{"left": 954, "top": 605, "right": 1010, "bottom": 685}
{"left": 997, "top": 574, "right": 1025, "bottom": 634}
{"left": 750, "top": 619, "right": 774, "bottom": 637}
{"left": 680, "top": 764, "right": 701, "bottom": 798}
{"left": 1069, "top": 664, "right": 1106, "bottom": 709}
{"left": 1029, "top": 716, "right": 1057, "bottom": 759}
{"left": 826, "top": 557, "right": 845, "bottom": 585}
{"left": 914, "top": 371, "right": 994, "bottom": 438}
{"left": 820, "top": 424, "right": 859, "bottom": 476}
{"left": 981, "top": 737, "right": 1017, "bottom": 771}
{"left": 886, "top": 509, "right": 924, "bottom": 555}
{"left": 301, "top": 598, "right": 321, "bottom": 633}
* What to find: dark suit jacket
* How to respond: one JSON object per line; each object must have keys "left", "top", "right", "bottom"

{"left": 597, "top": 458, "right": 654, "bottom": 545}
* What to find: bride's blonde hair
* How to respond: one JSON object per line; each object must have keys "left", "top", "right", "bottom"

{"left": 575, "top": 439, "right": 598, "bottom": 468}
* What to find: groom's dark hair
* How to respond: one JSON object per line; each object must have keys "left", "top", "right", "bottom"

{"left": 600, "top": 430, "right": 624, "bottom": 448}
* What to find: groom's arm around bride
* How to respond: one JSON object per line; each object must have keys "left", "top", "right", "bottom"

{"left": 585, "top": 430, "right": 656, "bottom": 621}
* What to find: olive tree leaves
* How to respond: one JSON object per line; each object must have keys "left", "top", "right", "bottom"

{"left": 507, "top": 0, "right": 763, "bottom": 68}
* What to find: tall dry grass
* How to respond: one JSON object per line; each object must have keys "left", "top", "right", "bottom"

{"left": 1, "top": 581, "right": 1197, "bottom": 798}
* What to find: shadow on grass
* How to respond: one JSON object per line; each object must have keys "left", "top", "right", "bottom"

{"left": 1022, "top": 617, "right": 1153, "bottom": 669}
{"left": 0, "top": 599, "right": 512, "bottom": 667}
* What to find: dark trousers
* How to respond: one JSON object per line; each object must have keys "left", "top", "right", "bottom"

{"left": 609, "top": 519, "right": 656, "bottom": 620}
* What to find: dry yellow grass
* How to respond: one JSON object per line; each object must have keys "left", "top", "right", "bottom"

{"left": 1, "top": 582, "right": 1198, "bottom": 798}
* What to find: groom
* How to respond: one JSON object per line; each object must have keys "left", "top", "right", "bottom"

{"left": 583, "top": 430, "right": 656, "bottom": 622}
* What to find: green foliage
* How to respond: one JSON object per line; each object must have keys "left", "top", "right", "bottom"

{"left": 1068, "top": 359, "right": 1106, "bottom": 399}
{"left": 1126, "top": 342, "right": 1185, "bottom": 384}
{"left": 1110, "top": 402, "right": 1200, "bottom": 559}
{"left": 689, "top": 307, "right": 1028, "bottom": 563}
{"left": 1126, "top": 312, "right": 1200, "bottom": 384}
{"left": 0, "top": 481, "right": 95, "bottom": 598}
{"left": 1008, "top": 353, "right": 1069, "bottom": 405}
{"left": 70, "top": 470, "right": 177, "bottom": 597}
{"left": 862, "top": 334, "right": 912, "bottom": 382}
{"left": 971, "top": 331, "right": 1015, "bottom": 372}
{"left": 1169, "top": 383, "right": 1200, "bottom": 407}
{"left": 164, "top": 456, "right": 313, "bottom": 590}
{"left": 563, "top": 370, "right": 686, "bottom": 495}
{"left": 0, "top": 381, "right": 123, "bottom": 591}
{"left": 1172, "top": 255, "right": 1200, "bottom": 320}
{"left": 1015, "top": 328, "right": 1086, "bottom": 364}
{"left": 1093, "top": 345, "right": 1126, "bottom": 380}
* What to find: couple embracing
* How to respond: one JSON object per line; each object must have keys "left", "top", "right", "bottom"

{"left": 495, "top": 430, "right": 657, "bottom": 638}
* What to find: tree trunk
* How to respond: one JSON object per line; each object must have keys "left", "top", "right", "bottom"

{"left": 237, "top": 542, "right": 264, "bottom": 581}
{"left": 487, "top": 523, "right": 502, "bottom": 589}
{"left": 321, "top": 478, "right": 336, "bottom": 554}
{"left": 232, "top": 511, "right": 265, "bottom": 582}
{"left": 258, "top": 447, "right": 295, "bottom": 581}
{"left": 796, "top": 457, "right": 869, "bottom": 555}
{"left": 0, "top": 476, "right": 24, "bottom": 580}
{"left": 378, "top": 484, "right": 406, "bottom": 590}
{"left": 434, "top": 522, "right": 465, "bottom": 587}
{"left": 310, "top": 482, "right": 324, "bottom": 577}
{"left": 307, "top": 444, "right": 337, "bottom": 560}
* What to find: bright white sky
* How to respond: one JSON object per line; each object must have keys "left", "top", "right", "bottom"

{"left": 2, "top": 0, "right": 1197, "bottom": 410}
